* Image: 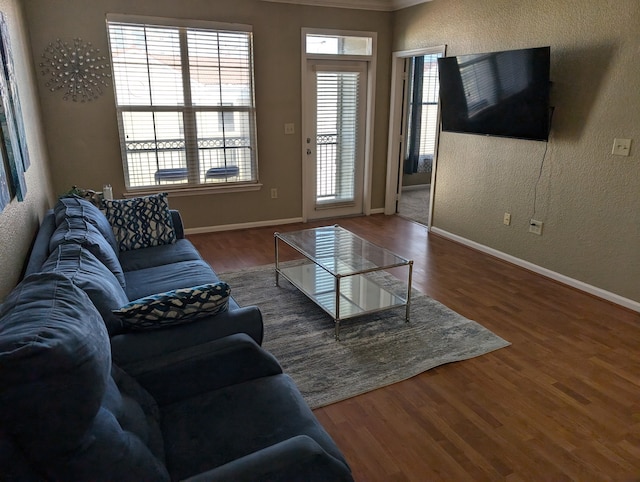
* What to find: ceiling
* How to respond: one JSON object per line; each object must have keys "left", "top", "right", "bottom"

{"left": 261, "top": 0, "right": 432, "bottom": 12}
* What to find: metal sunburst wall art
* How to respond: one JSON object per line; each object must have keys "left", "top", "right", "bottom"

{"left": 40, "top": 38, "right": 111, "bottom": 102}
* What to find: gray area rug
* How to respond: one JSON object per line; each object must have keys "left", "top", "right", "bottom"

{"left": 221, "top": 263, "right": 510, "bottom": 409}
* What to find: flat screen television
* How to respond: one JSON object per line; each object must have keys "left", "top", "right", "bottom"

{"left": 437, "top": 46, "right": 551, "bottom": 141}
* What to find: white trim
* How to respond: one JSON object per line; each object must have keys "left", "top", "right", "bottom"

{"left": 301, "top": 28, "right": 377, "bottom": 221}
{"left": 185, "top": 217, "right": 304, "bottom": 234}
{"left": 402, "top": 184, "right": 429, "bottom": 192}
{"left": 185, "top": 211, "right": 385, "bottom": 235}
{"left": 430, "top": 227, "right": 640, "bottom": 313}
{"left": 106, "top": 13, "right": 252, "bottom": 31}
{"left": 123, "top": 183, "right": 263, "bottom": 199}
{"left": 260, "top": 0, "right": 431, "bottom": 11}
{"left": 391, "top": 0, "right": 432, "bottom": 10}
{"left": 385, "top": 45, "right": 446, "bottom": 227}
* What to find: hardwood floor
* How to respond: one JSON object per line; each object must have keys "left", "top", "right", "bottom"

{"left": 189, "top": 214, "right": 640, "bottom": 481}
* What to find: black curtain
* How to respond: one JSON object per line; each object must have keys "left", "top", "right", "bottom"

{"left": 404, "top": 56, "right": 424, "bottom": 175}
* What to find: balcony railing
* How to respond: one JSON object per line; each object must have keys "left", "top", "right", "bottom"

{"left": 316, "top": 133, "right": 338, "bottom": 200}
{"left": 123, "top": 133, "right": 343, "bottom": 192}
{"left": 124, "top": 136, "right": 252, "bottom": 187}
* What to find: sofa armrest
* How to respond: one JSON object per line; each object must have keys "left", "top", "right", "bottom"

{"left": 170, "top": 210, "right": 185, "bottom": 239}
{"left": 182, "top": 435, "right": 354, "bottom": 482}
{"left": 129, "top": 333, "right": 282, "bottom": 405}
{"left": 111, "top": 305, "right": 264, "bottom": 369}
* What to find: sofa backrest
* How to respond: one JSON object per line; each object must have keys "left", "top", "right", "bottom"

{"left": 42, "top": 243, "right": 129, "bottom": 335}
{"left": 49, "top": 216, "right": 125, "bottom": 290}
{"left": 54, "top": 196, "right": 120, "bottom": 254}
{"left": 0, "top": 272, "right": 169, "bottom": 481}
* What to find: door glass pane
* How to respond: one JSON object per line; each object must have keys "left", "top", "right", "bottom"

{"left": 316, "top": 71, "right": 359, "bottom": 206}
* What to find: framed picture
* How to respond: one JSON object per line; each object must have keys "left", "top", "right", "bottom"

{"left": 0, "top": 145, "right": 10, "bottom": 212}
{"left": 0, "top": 13, "right": 28, "bottom": 170}
{"left": 0, "top": 11, "right": 26, "bottom": 203}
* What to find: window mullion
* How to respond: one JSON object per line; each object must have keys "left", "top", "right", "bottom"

{"left": 180, "top": 27, "right": 199, "bottom": 185}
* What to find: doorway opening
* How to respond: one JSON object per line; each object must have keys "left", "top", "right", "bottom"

{"left": 385, "top": 46, "right": 445, "bottom": 228}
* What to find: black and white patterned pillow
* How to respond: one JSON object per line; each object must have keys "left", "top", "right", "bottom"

{"left": 112, "top": 282, "right": 230, "bottom": 330}
{"left": 104, "top": 193, "right": 176, "bottom": 252}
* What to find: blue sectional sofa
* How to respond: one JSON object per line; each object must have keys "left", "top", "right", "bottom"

{"left": 23, "top": 195, "right": 265, "bottom": 372}
{"left": 0, "top": 195, "right": 353, "bottom": 481}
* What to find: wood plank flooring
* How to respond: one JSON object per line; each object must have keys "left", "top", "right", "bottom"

{"left": 188, "top": 214, "right": 640, "bottom": 481}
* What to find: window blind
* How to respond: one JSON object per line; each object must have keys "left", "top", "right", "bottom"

{"left": 315, "top": 71, "right": 359, "bottom": 206}
{"left": 107, "top": 19, "right": 258, "bottom": 190}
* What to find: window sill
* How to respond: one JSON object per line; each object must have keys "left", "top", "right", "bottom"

{"left": 123, "top": 182, "right": 263, "bottom": 199}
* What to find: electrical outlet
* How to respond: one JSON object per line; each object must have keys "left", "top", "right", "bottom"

{"left": 503, "top": 212, "right": 511, "bottom": 226}
{"left": 529, "top": 219, "right": 543, "bottom": 235}
{"left": 270, "top": 188, "right": 278, "bottom": 199}
{"left": 612, "top": 138, "right": 631, "bottom": 156}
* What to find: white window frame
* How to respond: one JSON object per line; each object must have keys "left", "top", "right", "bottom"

{"left": 106, "top": 14, "right": 261, "bottom": 197}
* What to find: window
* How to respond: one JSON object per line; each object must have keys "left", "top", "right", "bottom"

{"left": 107, "top": 16, "right": 258, "bottom": 191}
{"left": 306, "top": 34, "right": 372, "bottom": 56}
{"left": 404, "top": 53, "right": 442, "bottom": 175}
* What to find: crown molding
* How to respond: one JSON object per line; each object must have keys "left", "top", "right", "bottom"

{"left": 261, "top": 0, "right": 431, "bottom": 12}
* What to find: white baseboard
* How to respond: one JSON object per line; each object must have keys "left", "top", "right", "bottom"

{"left": 402, "top": 184, "right": 430, "bottom": 192}
{"left": 185, "top": 217, "right": 304, "bottom": 235}
{"left": 184, "top": 208, "right": 387, "bottom": 235}
{"left": 430, "top": 227, "right": 640, "bottom": 313}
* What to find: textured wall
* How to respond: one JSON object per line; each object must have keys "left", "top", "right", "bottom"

{"left": 393, "top": 0, "right": 640, "bottom": 302}
{"left": 22, "top": 0, "right": 392, "bottom": 229}
{"left": 0, "top": 0, "right": 53, "bottom": 301}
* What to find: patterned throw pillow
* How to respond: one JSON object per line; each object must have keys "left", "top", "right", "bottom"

{"left": 112, "top": 282, "right": 231, "bottom": 330}
{"left": 104, "top": 193, "right": 176, "bottom": 252}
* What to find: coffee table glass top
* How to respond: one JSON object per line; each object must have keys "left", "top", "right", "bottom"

{"left": 275, "top": 225, "right": 413, "bottom": 339}
{"left": 275, "top": 225, "right": 410, "bottom": 276}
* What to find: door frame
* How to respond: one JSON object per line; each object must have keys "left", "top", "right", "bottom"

{"left": 301, "top": 27, "right": 377, "bottom": 222}
{"left": 304, "top": 60, "right": 367, "bottom": 220}
{"left": 384, "top": 45, "right": 446, "bottom": 229}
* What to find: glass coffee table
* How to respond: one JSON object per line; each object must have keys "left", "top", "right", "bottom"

{"left": 274, "top": 225, "right": 413, "bottom": 340}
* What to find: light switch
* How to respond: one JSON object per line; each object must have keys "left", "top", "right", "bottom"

{"left": 612, "top": 138, "right": 631, "bottom": 156}
{"left": 284, "top": 123, "right": 295, "bottom": 135}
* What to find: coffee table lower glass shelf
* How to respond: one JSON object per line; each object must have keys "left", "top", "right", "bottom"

{"left": 274, "top": 226, "right": 413, "bottom": 340}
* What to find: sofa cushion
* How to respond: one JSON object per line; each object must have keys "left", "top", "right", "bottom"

{"left": 49, "top": 216, "right": 126, "bottom": 290}
{"left": 113, "top": 282, "right": 230, "bottom": 331}
{"left": 41, "top": 244, "right": 130, "bottom": 335}
{"left": 0, "top": 273, "right": 169, "bottom": 481}
{"left": 104, "top": 193, "right": 176, "bottom": 252}
{"left": 118, "top": 238, "right": 203, "bottom": 272}
{"left": 160, "top": 373, "right": 350, "bottom": 480}
{"left": 54, "top": 196, "right": 119, "bottom": 254}
{"left": 124, "top": 259, "right": 218, "bottom": 300}
{"left": 0, "top": 273, "right": 111, "bottom": 459}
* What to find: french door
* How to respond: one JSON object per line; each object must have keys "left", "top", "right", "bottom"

{"left": 304, "top": 60, "right": 367, "bottom": 220}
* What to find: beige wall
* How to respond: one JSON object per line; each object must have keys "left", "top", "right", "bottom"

{"left": 393, "top": 0, "right": 640, "bottom": 303}
{"left": 14, "top": 0, "right": 639, "bottom": 305}
{"left": 0, "top": 0, "right": 54, "bottom": 301}
{"left": 22, "top": 0, "right": 392, "bottom": 229}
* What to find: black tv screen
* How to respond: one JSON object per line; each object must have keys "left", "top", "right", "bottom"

{"left": 437, "top": 46, "right": 551, "bottom": 141}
